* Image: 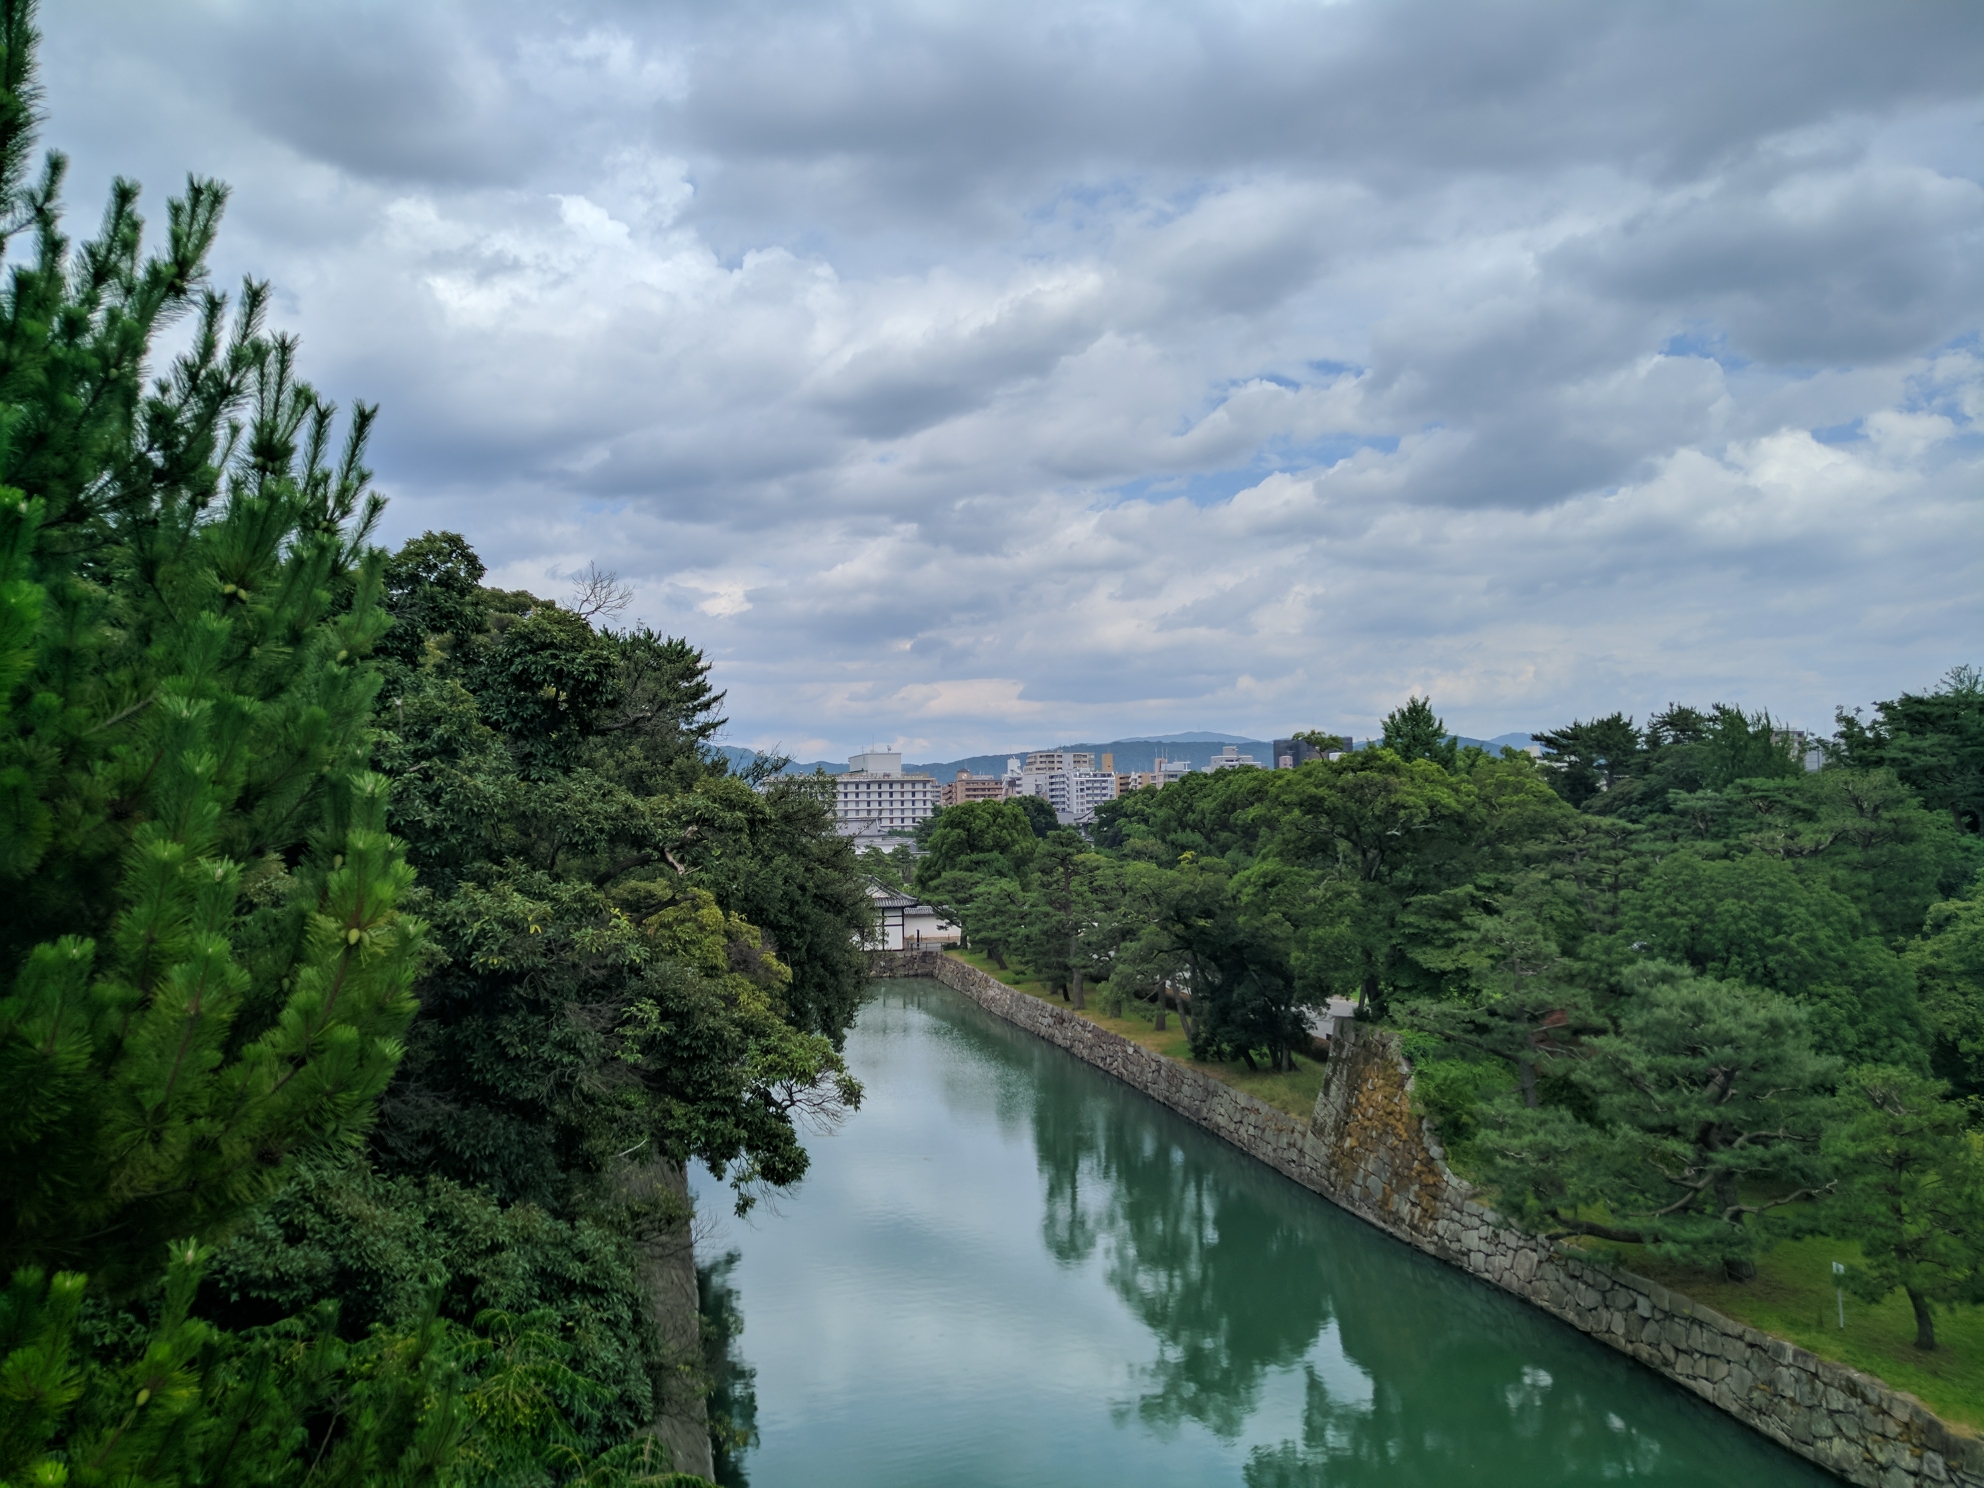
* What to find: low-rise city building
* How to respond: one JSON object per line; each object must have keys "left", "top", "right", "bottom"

{"left": 941, "top": 770, "right": 1008, "bottom": 807}
{"left": 1204, "top": 745, "right": 1262, "bottom": 771}
{"left": 1132, "top": 755, "right": 1195, "bottom": 790}
{"left": 1023, "top": 750, "right": 1095, "bottom": 773}
{"left": 863, "top": 882, "right": 960, "bottom": 949}
{"left": 1272, "top": 736, "right": 1326, "bottom": 769}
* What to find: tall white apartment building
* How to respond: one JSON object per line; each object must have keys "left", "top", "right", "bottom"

{"left": 1010, "top": 763, "right": 1118, "bottom": 825}
{"left": 832, "top": 750, "right": 940, "bottom": 839}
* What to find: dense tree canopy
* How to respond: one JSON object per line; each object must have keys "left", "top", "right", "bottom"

{"left": 959, "top": 671, "right": 1984, "bottom": 1314}
{"left": 0, "top": 8, "right": 862, "bottom": 1474}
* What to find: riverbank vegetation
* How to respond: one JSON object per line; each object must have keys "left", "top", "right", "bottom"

{"left": 0, "top": 8, "right": 867, "bottom": 1479}
{"left": 918, "top": 682, "right": 1984, "bottom": 1412}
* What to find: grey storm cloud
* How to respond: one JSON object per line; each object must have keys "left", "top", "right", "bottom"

{"left": 35, "top": 0, "right": 1984, "bottom": 759}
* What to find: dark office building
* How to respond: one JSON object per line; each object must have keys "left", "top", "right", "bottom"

{"left": 1271, "top": 737, "right": 1325, "bottom": 769}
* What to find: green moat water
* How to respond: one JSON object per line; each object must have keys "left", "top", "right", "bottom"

{"left": 692, "top": 978, "right": 1834, "bottom": 1487}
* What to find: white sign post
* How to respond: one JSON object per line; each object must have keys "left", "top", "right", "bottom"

{"left": 1832, "top": 1261, "right": 1846, "bottom": 1328}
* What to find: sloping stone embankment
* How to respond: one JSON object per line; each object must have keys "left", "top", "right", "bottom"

{"left": 869, "top": 949, "right": 1983, "bottom": 1488}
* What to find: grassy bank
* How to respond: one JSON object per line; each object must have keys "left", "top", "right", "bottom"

{"left": 941, "top": 948, "right": 1327, "bottom": 1119}
{"left": 1600, "top": 1236, "right": 1984, "bottom": 1433}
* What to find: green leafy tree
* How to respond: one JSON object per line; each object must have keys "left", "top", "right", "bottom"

{"left": 912, "top": 798, "right": 1037, "bottom": 935}
{"left": 961, "top": 873, "right": 1034, "bottom": 972}
{"left": 915, "top": 799, "right": 1037, "bottom": 888}
{"left": 377, "top": 530, "right": 486, "bottom": 665}
{"left": 1719, "top": 767, "right": 1970, "bottom": 941}
{"left": 1532, "top": 713, "right": 1642, "bottom": 807}
{"left": 1012, "top": 829, "right": 1093, "bottom": 1005}
{"left": 1380, "top": 696, "right": 1458, "bottom": 772}
{"left": 1640, "top": 704, "right": 1801, "bottom": 805}
{"left": 0, "top": 8, "right": 612, "bottom": 1477}
{"left": 1836, "top": 665, "right": 1984, "bottom": 835}
{"left": 1259, "top": 749, "right": 1562, "bottom": 1020}
{"left": 474, "top": 602, "right": 622, "bottom": 780}
{"left": 1619, "top": 849, "right": 1926, "bottom": 1069}
{"left": 1909, "top": 879, "right": 1984, "bottom": 1098}
{"left": 0, "top": 144, "right": 421, "bottom": 1299}
{"left": 1009, "top": 791, "right": 1059, "bottom": 840}
{"left": 1821, "top": 1066, "right": 1984, "bottom": 1351}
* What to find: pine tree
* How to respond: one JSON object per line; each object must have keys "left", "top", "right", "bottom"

{"left": 0, "top": 6, "right": 487, "bottom": 1481}
{"left": 0, "top": 175, "right": 423, "bottom": 1291}
{"left": 1822, "top": 1066, "right": 1984, "bottom": 1350}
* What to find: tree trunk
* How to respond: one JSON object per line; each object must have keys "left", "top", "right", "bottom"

{"left": 988, "top": 943, "right": 1007, "bottom": 970}
{"left": 1908, "top": 1287, "right": 1937, "bottom": 1350}
{"left": 1517, "top": 1058, "right": 1539, "bottom": 1109}
{"left": 1152, "top": 995, "right": 1166, "bottom": 1032}
{"left": 1239, "top": 1048, "right": 1258, "bottom": 1072}
{"left": 1070, "top": 969, "right": 1085, "bottom": 1010}
{"left": 1710, "top": 1168, "right": 1757, "bottom": 1279}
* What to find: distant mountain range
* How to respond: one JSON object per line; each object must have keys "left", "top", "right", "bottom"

{"left": 711, "top": 729, "right": 1543, "bottom": 779}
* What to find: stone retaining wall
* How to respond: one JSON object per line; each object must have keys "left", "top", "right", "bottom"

{"left": 870, "top": 949, "right": 1983, "bottom": 1488}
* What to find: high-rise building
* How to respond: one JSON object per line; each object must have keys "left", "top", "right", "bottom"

{"left": 1272, "top": 737, "right": 1324, "bottom": 769}
{"left": 833, "top": 750, "right": 940, "bottom": 839}
{"left": 1010, "top": 763, "right": 1118, "bottom": 824}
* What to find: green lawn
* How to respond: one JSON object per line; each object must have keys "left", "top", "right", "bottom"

{"left": 927, "top": 950, "right": 1983, "bottom": 1434}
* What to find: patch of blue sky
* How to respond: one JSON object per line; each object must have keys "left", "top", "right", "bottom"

{"left": 1899, "top": 331, "right": 1982, "bottom": 423}
{"left": 1810, "top": 418, "right": 1866, "bottom": 446}
{"left": 1102, "top": 432, "right": 1399, "bottom": 509}
{"left": 1240, "top": 371, "right": 1302, "bottom": 391}
{"left": 1021, "top": 174, "right": 1215, "bottom": 243}
{"left": 1659, "top": 326, "right": 1751, "bottom": 371}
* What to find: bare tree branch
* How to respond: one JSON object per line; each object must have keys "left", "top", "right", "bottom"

{"left": 568, "top": 560, "right": 635, "bottom": 623}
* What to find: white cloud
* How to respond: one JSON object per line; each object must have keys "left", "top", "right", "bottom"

{"left": 36, "top": 0, "right": 1984, "bottom": 757}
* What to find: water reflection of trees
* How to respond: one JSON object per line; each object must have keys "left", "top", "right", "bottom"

{"left": 891, "top": 983, "right": 1820, "bottom": 1486}
{"left": 1029, "top": 1075, "right": 1339, "bottom": 1441}
{"left": 1023, "top": 1044, "right": 1822, "bottom": 1487}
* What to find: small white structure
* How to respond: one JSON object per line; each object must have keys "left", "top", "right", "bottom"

{"left": 1204, "top": 745, "right": 1263, "bottom": 772}
{"left": 1304, "top": 997, "right": 1360, "bottom": 1047}
{"left": 865, "top": 882, "right": 960, "bottom": 950}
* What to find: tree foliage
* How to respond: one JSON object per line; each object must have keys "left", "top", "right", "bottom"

{"left": 1821, "top": 1066, "right": 1984, "bottom": 1350}
{"left": 989, "top": 678, "right": 1983, "bottom": 1291}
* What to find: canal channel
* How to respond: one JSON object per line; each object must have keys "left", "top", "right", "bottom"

{"left": 690, "top": 977, "right": 1837, "bottom": 1487}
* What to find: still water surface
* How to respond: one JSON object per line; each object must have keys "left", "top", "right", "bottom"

{"left": 692, "top": 979, "right": 1833, "bottom": 1487}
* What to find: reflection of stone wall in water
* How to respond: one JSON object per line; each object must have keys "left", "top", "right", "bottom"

{"left": 869, "top": 950, "right": 1984, "bottom": 1488}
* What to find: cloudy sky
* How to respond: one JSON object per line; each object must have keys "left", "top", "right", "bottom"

{"left": 40, "top": 1, "right": 1984, "bottom": 758}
